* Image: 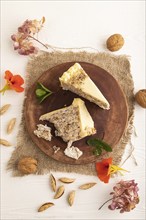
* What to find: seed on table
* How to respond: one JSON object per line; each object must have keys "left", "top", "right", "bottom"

{"left": 7, "top": 118, "right": 16, "bottom": 134}
{"left": 0, "top": 104, "right": 11, "bottom": 115}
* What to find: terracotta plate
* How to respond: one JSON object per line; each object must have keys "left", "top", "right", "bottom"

{"left": 24, "top": 62, "right": 128, "bottom": 165}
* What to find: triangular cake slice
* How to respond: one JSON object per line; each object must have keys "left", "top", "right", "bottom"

{"left": 59, "top": 63, "right": 110, "bottom": 110}
{"left": 40, "top": 98, "right": 96, "bottom": 142}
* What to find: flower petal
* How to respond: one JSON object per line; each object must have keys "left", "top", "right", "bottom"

{"left": 5, "top": 70, "right": 13, "bottom": 81}
{"left": 11, "top": 75, "right": 24, "bottom": 86}
{"left": 102, "top": 157, "right": 113, "bottom": 165}
{"left": 95, "top": 157, "right": 113, "bottom": 183}
{"left": 96, "top": 157, "right": 113, "bottom": 175}
{"left": 10, "top": 84, "right": 24, "bottom": 92}
{"left": 12, "top": 86, "right": 24, "bottom": 92}
{"left": 98, "top": 173, "right": 110, "bottom": 183}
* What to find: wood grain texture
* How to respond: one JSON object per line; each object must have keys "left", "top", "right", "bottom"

{"left": 24, "top": 62, "right": 128, "bottom": 165}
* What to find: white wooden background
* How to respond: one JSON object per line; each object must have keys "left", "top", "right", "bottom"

{"left": 1, "top": 1, "right": 145, "bottom": 219}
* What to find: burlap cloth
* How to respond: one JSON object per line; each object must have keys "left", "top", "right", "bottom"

{"left": 7, "top": 51, "right": 134, "bottom": 176}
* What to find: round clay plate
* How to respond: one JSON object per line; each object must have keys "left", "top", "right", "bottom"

{"left": 24, "top": 62, "right": 128, "bottom": 165}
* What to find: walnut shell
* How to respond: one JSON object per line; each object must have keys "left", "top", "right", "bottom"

{"left": 17, "top": 157, "right": 38, "bottom": 174}
{"left": 135, "top": 89, "right": 146, "bottom": 108}
{"left": 106, "top": 34, "right": 124, "bottom": 52}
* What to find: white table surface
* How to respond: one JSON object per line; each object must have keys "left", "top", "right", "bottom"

{"left": 1, "top": 1, "right": 145, "bottom": 220}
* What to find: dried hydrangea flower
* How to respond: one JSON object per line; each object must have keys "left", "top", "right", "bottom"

{"left": 18, "top": 17, "right": 45, "bottom": 35}
{"left": 11, "top": 17, "right": 47, "bottom": 55}
{"left": 99, "top": 180, "right": 139, "bottom": 213}
{"left": 18, "top": 40, "right": 38, "bottom": 55}
{"left": 109, "top": 180, "right": 139, "bottom": 213}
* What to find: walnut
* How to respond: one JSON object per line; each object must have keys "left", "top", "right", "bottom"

{"left": 135, "top": 89, "right": 146, "bottom": 108}
{"left": 106, "top": 34, "right": 124, "bottom": 51}
{"left": 17, "top": 157, "right": 38, "bottom": 174}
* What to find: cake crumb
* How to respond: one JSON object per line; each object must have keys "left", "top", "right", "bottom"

{"left": 64, "top": 141, "right": 83, "bottom": 160}
{"left": 34, "top": 124, "right": 52, "bottom": 141}
{"left": 53, "top": 145, "right": 60, "bottom": 154}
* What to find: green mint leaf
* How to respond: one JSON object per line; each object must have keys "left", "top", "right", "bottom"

{"left": 101, "top": 143, "right": 112, "bottom": 152}
{"left": 37, "top": 82, "right": 52, "bottom": 93}
{"left": 36, "top": 89, "right": 46, "bottom": 97}
{"left": 35, "top": 82, "right": 53, "bottom": 103}
{"left": 87, "top": 138, "right": 100, "bottom": 147}
{"left": 87, "top": 138, "right": 112, "bottom": 156}
{"left": 38, "top": 92, "right": 52, "bottom": 103}
{"left": 94, "top": 139, "right": 112, "bottom": 152}
{"left": 93, "top": 147, "right": 102, "bottom": 156}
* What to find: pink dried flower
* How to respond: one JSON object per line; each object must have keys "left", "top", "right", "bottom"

{"left": 11, "top": 17, "right": 47, "bottom": 55}
{"left": 18, "top": 17, "right": 45, "bottom": 35}
{"left": 108, "top": 180, "right": 139, "bottom": 213}
{"left": 11, "top": 33, "right": 27, "bottom": 50}
{"left": 18, "top": 20, "right": 32, "bottom": 35}
{"left": 11, "top": 34, "right": 38, "bottom": 55}
{"left": 18, "top": 40, "right": 38, "bottom": 55}
{"left": 99, "top": 180, "right": 139, "bottom": 213}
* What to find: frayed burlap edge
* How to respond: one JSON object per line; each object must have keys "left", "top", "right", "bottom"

{"left": 7, "top": 51, "right": 134, "bottom": 177}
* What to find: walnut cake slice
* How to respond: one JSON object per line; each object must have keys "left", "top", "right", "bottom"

{"left": 59, "top": 63, "right": 110, "bottom": 110}
{"left": 39, "top": 98, "right": 96, "bottom": 143}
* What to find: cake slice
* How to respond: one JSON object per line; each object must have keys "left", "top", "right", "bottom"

{"left": 39, "top": 98, "right": 96, "bottom": 142}
{"left": 59, "top": 63, "right": 110, "bottom": 110}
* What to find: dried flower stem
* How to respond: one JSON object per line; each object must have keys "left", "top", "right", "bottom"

{"left": 28, "top": 35, "right": 48, "bottom": 49}
{"left": 98, "top": 198, "right": 113, "bottom": 210}
{"left": 98, "top": 192, "right": 125, "bottom": 210}
{"left": 0, "top": 84, "right": 10, "bottom": 94}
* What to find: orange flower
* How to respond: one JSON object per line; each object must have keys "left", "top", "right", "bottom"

{"left": 95, "top": 157, "right": 128, "bottom": 184}
{"left": 0, "top": 70, "right": 24, "bottom": 94}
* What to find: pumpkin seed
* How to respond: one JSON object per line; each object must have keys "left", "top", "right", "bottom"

{"left": 54, "top": 185, "right": 65, "bottom": 199}
{"left": 79, "top": 182, "right": 97, "bottom": 190}
{"left": 7, "top": 118, "right": 16, "bottom": 134}
{"left": 50, "top": 174, "right": 56, "bottom": 192}
{"left": 59, "top": 177, "right": 75, "bottom": 184}
{"left": 0, "top": 104, "right": 11, "bottom": 115}
{"left": 68, "top": 190, "right": 75, "bottom": 206}
{"left": 0, "top": 139, "right": 11, "bottom": 147}
{"left": 38, "top": 202, "right": 54, "bottom": 212}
